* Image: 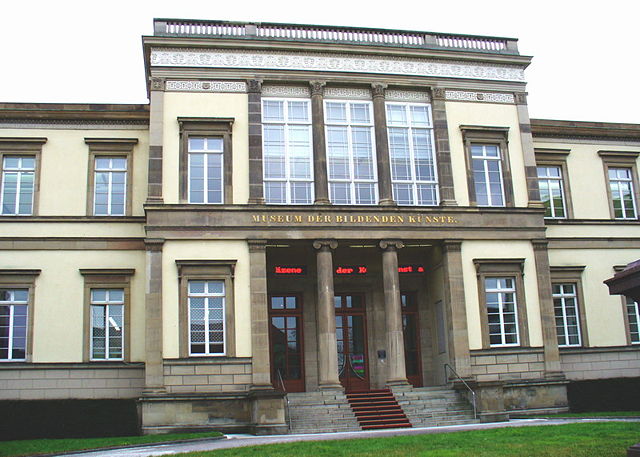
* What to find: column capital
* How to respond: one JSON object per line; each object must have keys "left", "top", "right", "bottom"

{"left": 371, "top": 83, "right": 388, "bottom": 98}
{"left": 309, "top": 80, "right": 326, "bottom": 97}
{"left": 145, "top": 238, "right": 165, "bottom": 252}
{"left": 379, "top": 239, "right": 404, "bottom": 251}
{"left": 313, "top": 239, "right": 338, "bottom": 251}
{"left": 515, "top": 92, "right": 528, "bottom": 105}
{"left": 431, "top": 87, "right": 446, "bottom": 100}
{"left": 248, "top": 239, "right": 268, "bottom": 252}
{"left": 443, "top": 239, "right": 463, "bottom": 252}
{"left": 247, "top": 79, "right": 263, "bottom": 94}
{"left": 150, "top": 77, "right": 165, "bottom": 91}
{"left": 532, "top": 239, "right": 549, "bottom": 251}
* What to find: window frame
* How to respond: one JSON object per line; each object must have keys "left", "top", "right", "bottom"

{"left": 461, "top": 127, "right": 514, "bottom": 208}
{"left": 474, "top": 259, "right": 529, "bottom": 349}
{"left": 599, "top": 150, "right": 640, "bottom": 220}
{"left": 550, "top": 266, "right": 588, "bottom": 348}
{"left": 176, "top": 260, "right": 236, "bottom": 358}
{"left": 261, "top": 97, "right": 315, "bottom": 205}
{"left": 0, "top": 269, "right": 40, "bottom": 362}
{"left": 80, "top": 269, "right": 134, "bottom": 362}
{"left": 0, "top": 138, "right": 46, "bottom": 216}
{"left": 178, "top": 118, "right": 234, "bottom": 205}
{"left": 535, "top": 148, "right": 573, "bottom": 219}
{"left": 85, "top": 138, "right": 137, "bottom": 217}
{"left": 324, "top": 99, "right": 378, "bottom": 205}
{"left": 385, "top": 102, "right": 439, "bottom": 206}
{"left": 624, "top": 296, "right": 640, "bottom": 345}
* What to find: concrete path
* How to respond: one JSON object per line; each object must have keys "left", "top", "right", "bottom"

{"left": 57, "top": 418, "right": 640, "bottom": 457}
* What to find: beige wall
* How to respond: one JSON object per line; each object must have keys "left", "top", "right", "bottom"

{"left": 445, "top": 102, "right": 526, "bottom": 207}
{"left": 0, "top": 249, "right": 145, "bottom": 363}
{"left": 0, "top": 128, "right": 149, "bottom": 216}
{"left": 162, "top": 93, "right": 249, "bottom": 204}
{"left": 461, "top": 240, "right": 542, "bottom": 350}
{"left": 161, "top": 240, "right": 251, "bottom": 359}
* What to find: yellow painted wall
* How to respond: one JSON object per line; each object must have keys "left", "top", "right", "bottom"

{"left": 0, "top": 222, "right": 144, "bottom": 238}
{"left": 445, "top": 102, "right": 527, "bottom": 207}
{"left": 162, "top": 93, "right": 249, "bottom": 204}
{"left": 0, "top": 128, "right": 148, "bottom": 216}
{"left": 161, "top": 240, "right": 251, "bottom": 358}
{"left": 548, "top": 248, "right": 638, "bottom": 347}
{"left": 461, "top": 240, "right": 542, "bottom": 350}
{"left": 0, "top": 250, "right": 146, "bottom": 362}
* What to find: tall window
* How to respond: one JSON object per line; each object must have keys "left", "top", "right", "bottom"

{"left": 626, "top": 297, "right": 640, "bottom": 344}
{"left": 90, "top": 289, "right": 124, "bottom": 360}
{"left": 188, "top": 280, "right": 225, "bottom": 356}
{"left": 0, "top": 289, "right": 28, "bottom": 361}
{"left": 262, "top": 99, "right": 313, "bottom": 204}
{"left": 608, "top": 168, "right": 637, "bottom": 219}
{"left": 472, "top": 145, "right": 505, "bottom": 207}
{"left": 188, "top": 137, "right": 223, "bottom": 204}
{"left": 552, "top": 283, "right": 581, "bottom": 347}
{"left": 1, "top": 156, "right": 35, "bottom": 215}
{"left": 485, "top": 277, "right": 519, "bottom": 346}
{"left": 386, "top": 103, "right": 438, "bottom": 205}
{"left": 93, "top": 157, "right": 127, "bottom": 216}
{"left": 325, "top": 101, "right": 377, "bottom": 205}
{"left": 537, "top": 166, "right": 567, "bottom": 218}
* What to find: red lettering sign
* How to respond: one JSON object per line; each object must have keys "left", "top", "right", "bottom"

{"left": 335, "top": 265, "right": 367, "bottom": 275}
{"left": 274, "top": 265, "right": 306, "bottom": 275}
{"left": 398, "top": 265, "right": 425, "bottom": 274}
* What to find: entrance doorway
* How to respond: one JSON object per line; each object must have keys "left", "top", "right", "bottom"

{"left": 401, "top": 292, "right": 423, "bottom": 387}
{"left": 268, "top": 294, "right": 304, "bottom": 392}
{"left": 334, "top": 294, "right": 370, "bottom": 392}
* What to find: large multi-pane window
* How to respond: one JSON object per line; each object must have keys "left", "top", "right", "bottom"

{"left": 485, "top": 277, "right": 519, "bottom": 346}
{"left": 1, "top": 156, "right": 35, "bottom": 215}
{"left": 552, "top": 283, "right": 582, "bottom": 347}
{"left": 537, "top": 166, "right": 567, "bottom": 218}
{"left": 188, "top": 137, "right": 223, "bottom": 204}
{"left": 188, "top": 280, "right": 225, "bottom": 356}
{"left": 262, "top": 99, "right": 313, "bottom": 204}
{"left": 386, "top": 103, "right": 438, "bottom": 205}
{"left": 608, "top": 167, "right": 637, "bottom": 219}
{"left": 93, "top": 157, "right": 127, "bottom": 216}
{"left": 325, "top": 101, "right": 377, "bottom": 205}
{"left": 626, "top": 297, "right": 640, "bottom": 344}
{"left": 0, "top": 289, "right": 28, "bottom": 361}
{"left": 472, "top": 145, "right": 505, "bottom": 207}
{"left": 90, "top": 289, "right": 124, "bottom": 360}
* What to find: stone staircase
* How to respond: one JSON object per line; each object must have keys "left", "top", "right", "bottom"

{"left": 287, "top": 390, "right": 360, "bottom": 434}
{"left": 393, "top": 386, "right": 478, "bottom": 427}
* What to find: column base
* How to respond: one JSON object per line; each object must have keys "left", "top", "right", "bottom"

{"left": 439, "top": 199, "right": 458, "bottom": 206}
{"left": 248, "top": 198, "right": 265, "bottom": 205}
{"left": 318, "top": 383, "right": 344, "bottom": 391}
{"left": 386, "top": 379, "right": 411, "bottom": 389}
{"left": 378, "top": 198, "right": 396, "bottom": 206}
{"left": 314, "top": 198, "right": 331, "bottom": 205}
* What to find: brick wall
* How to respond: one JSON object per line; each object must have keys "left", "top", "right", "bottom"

{"left": 163, "top": 358, "right": 252, "bottom": 393}
{"left": 560, "top": 346, "right": 640, "bottom": 380}
{"left": 471, "top": 349, "right": 545, "bottom": 382}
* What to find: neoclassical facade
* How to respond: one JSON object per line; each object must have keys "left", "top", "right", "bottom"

{"left": 1, "top": 19, "right": 639, "bottom": 436}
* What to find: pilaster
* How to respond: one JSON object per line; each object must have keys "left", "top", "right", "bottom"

{"left": 310, "top": 81, "right": 330, "bottom": 205}
{"left": 515, "top": 92, "right": 544, "bottom": 208}
{"left": 431, "top": 87, "right": 457, "bottom": 206}
{"left": 248, "top": 80, "right": 265, "bottom": 204}
{"left": 147, "top": 78, "right": 164, "bottom": 203}
{"left": 248, "top": 239, "right": 273, "bottom": 389}
{"left": 372, "top": 84, "right": 394, "bottom": 206}
{"left": 143, "top": 238, "right": 165, "bottom": 395}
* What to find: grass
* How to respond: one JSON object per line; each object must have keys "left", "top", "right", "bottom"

{"left": 0, "top": 431, "right": 222, "bottom": 457}
{"left": 532, "top": 411, "right": 640, "bottom": 418}
{"left": 180, "top": 423, "right": 640, "bottom": 457}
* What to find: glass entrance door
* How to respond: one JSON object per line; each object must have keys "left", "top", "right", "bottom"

{"left": 335, "top": 294, "right": 369, "bottom": 392}
{"left": 269, "top": 295, "right": 304, "bottom": 392}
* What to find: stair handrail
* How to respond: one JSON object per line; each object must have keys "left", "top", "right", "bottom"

{"left": 275, "top": 369, "right": 291, "bottom": 431}
{"left": 444, "top": 363, "right": 477, "bottom": 419}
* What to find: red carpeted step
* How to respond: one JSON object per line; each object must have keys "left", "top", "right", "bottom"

{"left": 346, "top": 389, "right": 412, "bottom": 430}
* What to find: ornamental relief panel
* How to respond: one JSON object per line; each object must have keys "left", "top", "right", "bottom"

{"left": 445, "top": 90, "right": 515, "bottom": 104}
{"left": 262, "top": 85, "right": 310, "bottom": 97}
{"left": 150, "top": 49, "right": 526, "bottom": 82}
{"left": 324, "top": 87, "right": 371, "bottom": 99}
{"left": 385, "top": 90, "right": 430, "bottom": 102}
{"left": 165, "top": 80, "right": 247, "bottom": 92}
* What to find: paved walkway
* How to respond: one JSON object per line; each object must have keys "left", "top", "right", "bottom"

{"left": 58, "top": 418, "right": 640, "bottom": 457}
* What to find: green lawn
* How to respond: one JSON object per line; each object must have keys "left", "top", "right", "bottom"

{"left": 183, "top": 423, "right": 640, "bottom": 457}
{"left": 0, "top": 431, "right": 222, "bottom": 457}
{"left": 534, "top": 411, "right": 640, "bottom": 418}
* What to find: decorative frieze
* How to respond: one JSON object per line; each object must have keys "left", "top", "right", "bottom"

{"left": 324, "top": 87, "right": 371, "bottom": 100}
{"left": 385, "top": 90, "right": 430, "bottom": 102}
{"left": 445, "top": 90, "right": 515, "bottom": 104}
{"left": 261, "top": 85, "right": 310, "bottom": 98}
{"left": 165, "top": 80, "right": 247, "bottom": 93}
{"left": 150, "top": 49, "right": 526, "bottom": 82}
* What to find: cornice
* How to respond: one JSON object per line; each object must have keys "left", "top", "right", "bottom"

{"left": 0, "top": 103, "right": 150, "bottom": 123}
{"left": 531, "top": 119, "right": 640, "bottom": 141}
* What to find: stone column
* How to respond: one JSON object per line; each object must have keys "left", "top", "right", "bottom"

{"left": 310, "top": 81, "right": 330, "bottom": 205}
{"left": 515, "top": 93, "right": 543, "bottom": 208}
{"left": 248, "top": 239, "right": 273, "bottom": 389}
{"left": 372, "top": 84, "right": 394, "bottom": 206}
{"left": 313, "top": 239, "right": 341, "bottom": 389}
{"left": 532, "top": 239, "right": 563, "bottom": 375}
{"left": 147, "top": 78, "right": 164, "bottom": 203}
{"left": 379, "top": 240, "right": 409, "bottom": 386}
{"left": 248, "top": 80, "right": 265, "bottom": 204}
{"left": 431, "top": 88, "right": 457, "bottom": 206}
{"left": 442, "top": 240, "right": 471, "bottom": 378}
{"left": 143, "top": 238, "right": 165, "bottom": 394}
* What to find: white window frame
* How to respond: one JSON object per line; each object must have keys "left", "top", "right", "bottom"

{"left": 485, "top": 277, "right": 520, "bottom": 347}
{"left": 552, "top": 283, "right": 582, "bottom": 347}
{"left": 188, "top": 279, "right": 226, "bottom": 356}
{"left": 0, "top": 289, "right": 29, "bottom": 361}
{"left": 608, "top": 167, "right": 637, "bottom": 220}
{"left": 93, "top": 157, "right": 127, "bottom": 216}
{"left": 472, "top": 145, "right": 506, "bottom": 207}
{"left": 188, "top": 137, "right": 224, "bottom": 204}
{"left": 90, "top": 288, "right": 125, "bottom": 361}
{"left": 626, "top": 297, "right": 640, "bottom": 345}
{"left": 385, "top": 102, "right": 439, "bottom": 206}
{"left": 324, "top": 100, "right": 378, "bottom": 205}
{"left": 0, "top": 156, "right": 35, "bottom": 216}
{"left": 537, "top": 165, "right": 567, "bottom": 219}
{"left": 261, "top": 98, "right": 314, "bottom": 205}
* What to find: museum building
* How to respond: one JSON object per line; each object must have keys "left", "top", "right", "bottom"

{"left": 1, "top": 19, "right": 639, "bottom": 436}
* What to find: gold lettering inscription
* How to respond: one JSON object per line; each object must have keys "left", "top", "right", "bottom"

{"left": 251, "top": 213, "right": 460, "bottom": 225}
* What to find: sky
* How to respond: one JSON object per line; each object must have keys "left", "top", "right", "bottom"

{"left": 2, "top": 0, "right": 638, "bottom": 123}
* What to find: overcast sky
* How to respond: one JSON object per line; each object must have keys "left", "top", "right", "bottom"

{"left": 2, "top": 0, "right": 637, "bottom": 123}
